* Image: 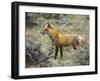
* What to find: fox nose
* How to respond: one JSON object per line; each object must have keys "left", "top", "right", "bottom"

{"left": 40, "top": 30, "right": 46, "bottom": 35}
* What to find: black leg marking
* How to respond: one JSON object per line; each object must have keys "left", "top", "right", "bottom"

{"left": 60, "top": 46, "right": 63, "bottom": 58}
{"left": 55, "top": 46, "right": 58, "bottom": 59}
{"left": 73, "top": 44, "right": 76, "bottom": 50}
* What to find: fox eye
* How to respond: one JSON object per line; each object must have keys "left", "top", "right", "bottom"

{"left": 50, "top": 27, "right": 53, "bottom": 30}
{"left": 45, "top": 28, "right": 47, "bottom": 31}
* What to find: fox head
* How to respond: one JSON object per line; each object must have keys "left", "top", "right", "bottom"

{"left": 42, "top": 23, "right": 56, "bottom": 34}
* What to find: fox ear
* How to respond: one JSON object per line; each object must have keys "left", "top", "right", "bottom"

{"left": 46, "top": 23, "right": 54, "bottom": 30}
{"left": 47, "top": 23, "right": 50, "bottom": 28}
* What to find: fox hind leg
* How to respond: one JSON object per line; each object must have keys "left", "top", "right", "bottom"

{"left": 73, "top": 44, "right": 77, "bottom": 50}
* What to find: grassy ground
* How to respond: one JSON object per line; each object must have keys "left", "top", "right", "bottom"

{"left": 25, "top": 13, "right": 89, "bottom": 68}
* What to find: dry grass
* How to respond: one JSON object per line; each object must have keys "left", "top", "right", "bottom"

{"left": 25, "top": 13, "right": 89, "bottom": 68}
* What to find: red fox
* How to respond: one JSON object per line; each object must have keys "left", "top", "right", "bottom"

{"left": 43, "top": 23, "right": 85, "bottom": 59}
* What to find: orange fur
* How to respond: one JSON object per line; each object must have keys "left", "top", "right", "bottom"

{"left": 43, "top": 23, "right": 85, "bottom": 59}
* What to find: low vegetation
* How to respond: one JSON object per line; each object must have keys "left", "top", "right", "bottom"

{"left": 25, "top": 12, "right": 89, "bottom": 68}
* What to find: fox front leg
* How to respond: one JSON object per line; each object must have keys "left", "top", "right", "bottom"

{"left": 55, "top": 46, "right": 59, "bottom": 59}
{"left": 60, "top": 46, "right": 63, "bottom": 59}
